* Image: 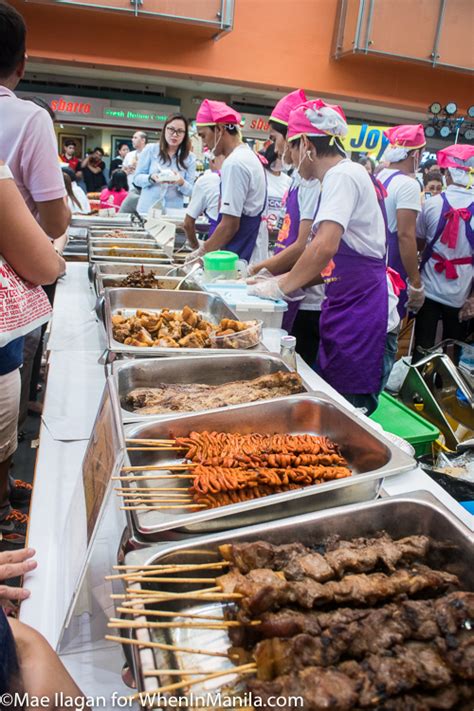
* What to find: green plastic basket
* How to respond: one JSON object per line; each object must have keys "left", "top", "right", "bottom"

{"left": 370, "top": 392, "right": 440, "bottom": 457}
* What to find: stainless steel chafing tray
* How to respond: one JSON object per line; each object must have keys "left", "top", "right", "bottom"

{"left": 90, "top": 239, "right": 157, "bottom": 250}
{"left": 112, "top": 353, "right": 311, "bottom": 423}
{"left": 95, "top": 274, "right": 199, "bottom": 298}
{"left": 90, "top": 247, "right": 178, "bottom": 264}
{"left": 88, "top": 229, "right": 147, "bottom": 240}
{"left": 120, "top": 493, "right": 473, "bottom": 697}
{"left": 104, "top": 288, "right": 265, "bottom": 357}
{"left": 116, "top": 393, "right": 415, "bottom": 539}
{"left": 90, "top": 262, "right": 186, "bottom": 293}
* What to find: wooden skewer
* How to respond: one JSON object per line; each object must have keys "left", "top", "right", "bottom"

{"left": 109, "top": 619, "right": 246, "bottom": 630}
{"left": 115, "top": 607, "right": 229, "bottom": 621}
{"left": 115, "top": 487, "right": 190, "bottom": 493}
{"left": 110, "top": 561, "right": 228, "bottom": 576}
{"left": 120, "top": 499, "right": 193, "bottom": 504}
{"left": 121, "top": 504, "right": 204, "bottom": 511}
{"left": 104, "top": 635, "right": 230, "bottom": 658}
{"left": 129, "top": 663, "right": 256, "bottom": 700}
{"left": 126, "top": 447, "right": 184, "bottom": 454}
{"left": 113, "top": 474, "right": 195, "bottom": 481}
{"left": 142, "top": 670, "right": 215, "bottom": 678}
{"left": 126, "top": 584, "right": 220, "bottom": 596}
{"left": 125, "top": 438, "right": 176, "bottom": 445}
{"left": 124, "top": 591, "right": 241, "bottom": 602}
{"left": 116, "top": 576, "right": 217, "bottom": 584}
{"left": 121, "top": 464, "right": 197, "bottom": 472}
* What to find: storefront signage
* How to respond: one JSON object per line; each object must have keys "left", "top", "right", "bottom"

{"left": 103, "top": 107, "right": 168, "bottom": 123}
{"left": 17, "top": 90, "right": 177, "bottom": 129}
{"left": 342, "top": 124, "right": 390, "bottom": 158}
{"left": 241, "top": 113, "right": 271, "bottom": 135}
{"left": 50, "top": 97, "right": 92, "bottom": 114}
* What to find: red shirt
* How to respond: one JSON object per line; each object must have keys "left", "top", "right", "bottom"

{"left": 61, "top": 155, "right": 80, "bottom": 172}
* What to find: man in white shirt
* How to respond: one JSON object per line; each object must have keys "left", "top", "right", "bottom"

{"left": 119, "top": 130, "right": 148, "bottom": 213}
{"left": 0, "top": 5, "right": 69, "bottom": 236}
{"left": 251, "top": 100, "right": 392, "bottom": 414}
{"left": 378, "top": 124, "right": 426, "bottom": 317}
{"left": 192, "top": 99, "right": 267, "bottom": 264}
{"left": 413, "top": 144, "right": 474, "bottom": 362}
{"left": 183, "top": 155, "right": 223, "bottom": 249}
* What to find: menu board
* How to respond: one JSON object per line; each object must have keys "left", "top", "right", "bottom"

{"left": 82, "top": 379, "right": 124, "bottom": 542}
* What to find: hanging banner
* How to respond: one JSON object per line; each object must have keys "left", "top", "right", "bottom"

{"left": 342, "top": 124, "right": 391, "bottom": 159}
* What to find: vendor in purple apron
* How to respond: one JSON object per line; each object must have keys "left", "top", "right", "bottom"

{"left": 250, "top": 99, "right": 389, "bottom": 415}
{"left": 378, "top": 124, "right": 426, "bottom": 318}
{"left": 248, "top": 90, "right": 320, "bottom": 335}
{"left": 413, "top": 143, "right": 474, "bottom": 363}
{"left": 194, "top": 99, "right": 266, "bottom": 263}
{"left": 183, "top": 155, "right": 223, "bottom": 249}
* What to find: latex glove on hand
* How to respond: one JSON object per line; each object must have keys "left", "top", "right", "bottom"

{"left": 406, "top": 280, "right": 426, "bottom": 314}
{"left": 459, "top": 295, "right": 474, "bottom": 322}
{"left": 248, "top": 277, "right": 286, "bottom": 301}
{"left": 184, "top": 241, "right": 206, "bottom": 265}
{"left": 246, "top": 267, "right": 275, "bottom": 286}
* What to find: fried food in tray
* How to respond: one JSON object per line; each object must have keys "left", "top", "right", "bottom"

{"left": 115, "top": 269, "right": 164, "bottom": 289}
{"left": 130, "top": 431, "right": 352, "bottom": 510}
{"left": 218, "top": 536, "right": 473, "bottom": 710}
{"left": 112, "top": 306, "right": 261, "bottom": 349}
{"left": 125, "top": 371, "right": 305, "bottom": 414}
{"left": 100, "top": 229, "right": 129, "bottom": 239}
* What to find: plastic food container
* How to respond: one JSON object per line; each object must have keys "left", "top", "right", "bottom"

{"left": 205, "top": 283, "right": 288, "bottom": 329}
{"left": 202, "top": 250, "right": 246, "bottom": 281}
{"left": 370, "top": 391, "right": 440, "bottom": 457}
{"left": 209, "top": 319, "right": 262, "bottom": 350}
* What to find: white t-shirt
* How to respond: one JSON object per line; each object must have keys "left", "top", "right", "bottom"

{"left": 314, "top": 159, "right": 386, "bottom": 259}
{"left": 123, "top": 148, "right": 144, "bottom": 188}
{"left": 377, "top": 168, "right": 421, "bottom": 232}
{"left": 186, "top": 170, "right": 220, "bottom": 222}
{"left": 220, "top": 143, "right": 266, "bottom": 217}
{"left": 0, "top": 86, "right": 65, "bottom": 219}
{"left": 417, "top": 185, "right": 474, "bottom": 308}
{"left": 264, "top": 170, "right": 291, "bottom": 230}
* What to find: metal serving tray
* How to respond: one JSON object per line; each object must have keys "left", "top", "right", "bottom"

{"left": 90, "top": 262, "right": 186, "bottom": 294}
{"left": 121, "top": 493, "right": 473, "bottom": 696}
{"left": 91, "top": 250, "right": 187, "bottom": 265}
{"left": 117, "top": 393, "right": 415, "bottom": 540}
{"left": 95, "top": 274, "right": 198, "bottom": 298}
{"left": 112, "top": 353, "right": 311, "bottom": 423}
{"left": 90, "top": 239, "right": 157, "bottom": 250}
{"left": 104, "top": 288, "right": 265, "bottom": 358}
{"left": 89, "top": 229, "right": 147, "bottom": 240}
{"left": 70, "top": 214, "right": 135, "bottom": 228}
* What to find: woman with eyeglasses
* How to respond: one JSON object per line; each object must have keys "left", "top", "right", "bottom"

{"left": 134, "top": 113, "right": 196, "bottom": 213}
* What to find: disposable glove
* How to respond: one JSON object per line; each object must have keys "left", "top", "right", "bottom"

{"left": 406, "top": 281, "right": 426, "bottom": 314}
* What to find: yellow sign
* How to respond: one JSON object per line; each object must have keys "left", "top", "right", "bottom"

{"left": 342, "top": 124, "right": 391, "bottom": 158}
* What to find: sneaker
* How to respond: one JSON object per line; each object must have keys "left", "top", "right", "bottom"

{"left": 9, "top": 479, "right": 33, "bottom": 508}
{"left": 0, "top": 510, "right": 29, "bottom": 544}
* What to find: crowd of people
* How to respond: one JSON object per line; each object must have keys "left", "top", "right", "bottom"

{"left": 0, "top": 0, "right": 473, "bottom": 702}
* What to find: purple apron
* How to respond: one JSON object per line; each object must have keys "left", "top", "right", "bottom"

{"left": 212, "top": 166, "right": 267, "bottom": 263}
{"left": 318, "top": 240, "right": 388, "bottom": 394}
{"left": 277, "top": 186, "right": 302, "bottom": 333}
{"left": 204, "top": 209, "right": 219, "bottom": 237}
{"left": 381, "top": 170, "right": 409, "bottom": 317}
{"left": 420, "top": 193, "right": 474, "bottom": 274}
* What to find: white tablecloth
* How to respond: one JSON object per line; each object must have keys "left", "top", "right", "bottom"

{"left": 20, "top": 262, "right": 472, "bottom": 702}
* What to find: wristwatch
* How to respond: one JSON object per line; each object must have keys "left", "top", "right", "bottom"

{"left": 0, "top": 164, "right": 13, "bottom": 180}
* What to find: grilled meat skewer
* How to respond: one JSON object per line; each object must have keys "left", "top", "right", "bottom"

{"left": 217, "top": 565, "right": 459, "bottom": 616}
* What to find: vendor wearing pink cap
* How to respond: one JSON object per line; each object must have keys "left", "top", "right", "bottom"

{"left": 378, "top": 124, "right": 426, "bottom": 318}
{"left": 413, "top": 144, "right": 474, "bottom": 362}
{"left": 190, "top": 99, "right": 267, "bottom": 264}
{"left": 250, "top": 99, "right": 393, "bottom": 414}
{"left": 250, "top": 90, "right": 323, "bottom": 365}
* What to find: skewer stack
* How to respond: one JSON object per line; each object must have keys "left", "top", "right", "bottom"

{"left": 106, "top": 532, "right": 473, "bottom": 709}
{"left": 115, "top": 431, "right": 352, "bottom": 511}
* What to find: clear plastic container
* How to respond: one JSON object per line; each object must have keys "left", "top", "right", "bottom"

{"left": 209, "top": 320, "right": 263, "bottom": 350}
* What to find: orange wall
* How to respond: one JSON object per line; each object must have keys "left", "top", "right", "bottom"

{"left": 11, "top": 0, "right": 473, "bottom": 114}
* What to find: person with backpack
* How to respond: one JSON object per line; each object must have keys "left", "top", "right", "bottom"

{"left": 413, "top": 144, "right": 474, "bottom": 362}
